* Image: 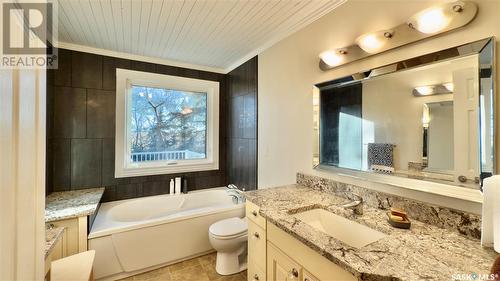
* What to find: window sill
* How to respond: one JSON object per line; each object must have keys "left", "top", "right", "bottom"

{"left": 115, "top": 162, "right": 219, "bottom": 178}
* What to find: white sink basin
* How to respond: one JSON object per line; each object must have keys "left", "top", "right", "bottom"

{"left": 293, "top": 209, "right": 387, "bottom": 248}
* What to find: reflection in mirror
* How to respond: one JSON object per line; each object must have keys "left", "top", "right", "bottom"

{"left": 313, "top": 38, "right": 494, "bottom": 190}
{"left": 423, "top": 101, "right": 454, "bottom": 174}
{"left": 313, "top": 87, "right": 320, "bottom": 167}
{"left": 479, "top": 39, "right": 495, "bottom": 182}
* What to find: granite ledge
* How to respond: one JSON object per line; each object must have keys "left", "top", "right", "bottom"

{"left": 245, "top": 185, "right": 497, "bottom": 281}
{"left": 45, "top": 227, "right": 64, "bottom": 258}
{"left": 45, "top": 188, "right": 104, "bottom": 222}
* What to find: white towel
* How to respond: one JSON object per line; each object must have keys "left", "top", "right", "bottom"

{"left": 481, "top": 176, "right": 500, "bottom": 253}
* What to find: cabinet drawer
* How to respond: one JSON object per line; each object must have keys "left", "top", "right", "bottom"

{"left": 246, "top": 201, "right": 266, "bottom": 229}
{"left": 248, "top": 260, "right": 266, "bottom": 281}
{"left": 248, "top": 220, "right": 266, "bottom": 270}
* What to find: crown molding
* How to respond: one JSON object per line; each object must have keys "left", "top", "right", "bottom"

{"left": 54, "top": 41, "right": 227, "bottom": 74}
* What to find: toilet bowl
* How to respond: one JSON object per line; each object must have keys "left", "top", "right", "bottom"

{"left": 208, "top": 217, "right": 248, "bottom": 275}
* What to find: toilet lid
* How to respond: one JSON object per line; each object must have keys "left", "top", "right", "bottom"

{"left": 209, "top": 217, "right": 247, "bottom": 237}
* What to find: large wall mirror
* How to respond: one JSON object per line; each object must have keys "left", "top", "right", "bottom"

{"left": 313, "top": 38, "right": 495, "bottom": 190}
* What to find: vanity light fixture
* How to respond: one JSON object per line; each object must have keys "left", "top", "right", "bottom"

{"left": 407, "top": 2, "right": 466, "bottom": 34}
{"left": 413, "top": 83, "right": 454, "bottom": 97}
{"left": 355, "top": 31, "right": 393, "bottom": 54}
{"left": 320, "top": 50, "right": 347, "bottom": 67}
{"left": 408, "top": 7, "right": 451, "bottom": 34}
{"left": 319, "top": 1, "right": 477, "bottom": 71}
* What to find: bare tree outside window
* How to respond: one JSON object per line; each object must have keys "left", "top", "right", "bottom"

{"left": 130, "top": 85, "right": 207, "bottom": 162}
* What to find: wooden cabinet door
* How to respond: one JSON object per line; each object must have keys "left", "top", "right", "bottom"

{"left": 49, "top": 216, "right": 88, "bottom": 257}
{"left": 267, "top": 243, "right": 302, "bottom": 281}
{"left": 302, "top": 270, "right": 319, "bottom": 281}
{"left": 248, "top": 259, "right": 266, "bottom": 281}
{"left": 248, "top": 220, "right": 266, "bottom": 270}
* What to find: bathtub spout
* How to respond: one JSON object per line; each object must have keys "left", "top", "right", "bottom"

{"left": 226, "top": 185, "right": 246, "bottom": 204}
{"left": 228, "top": 194, "right": 239, "bottom": 204}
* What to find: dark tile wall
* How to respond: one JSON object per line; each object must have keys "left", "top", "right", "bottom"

{"left": 227, "top": 57, "right": 258, "bottom": 191}
{"left": 46, "top": 49, "right": 229, "bottom": 202}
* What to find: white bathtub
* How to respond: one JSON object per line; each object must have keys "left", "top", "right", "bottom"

{"left": 88, "top": 188, "right": 245, "bottom": 280}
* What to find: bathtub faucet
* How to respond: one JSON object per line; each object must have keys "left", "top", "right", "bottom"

{"left": 226, "top": 184, "right": 246, "bottom": 204}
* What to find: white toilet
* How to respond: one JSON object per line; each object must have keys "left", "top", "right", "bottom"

{"left": 208, "top": 217, "right": 248, "bottom": 275}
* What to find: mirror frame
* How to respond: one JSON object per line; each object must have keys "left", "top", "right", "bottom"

{"left": 313, "top": 37, "right": 495, "bottom": 189}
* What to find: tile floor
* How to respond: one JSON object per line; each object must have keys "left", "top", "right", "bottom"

{"left": 119, "top": 252, "right": 247, "bottom": 281}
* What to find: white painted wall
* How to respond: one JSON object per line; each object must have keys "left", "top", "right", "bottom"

{"left": 258, "top": 0, "right": 500, "bottom": 212}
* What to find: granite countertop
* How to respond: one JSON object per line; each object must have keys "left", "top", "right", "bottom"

{"left": 45, "top": 188, "right": 105, "bottom": 222}
{"left": 245, "top": 185, "right": 498, "bottom": 281}
{"left": 45, "top": 227, "right": 64, "bottom": 258}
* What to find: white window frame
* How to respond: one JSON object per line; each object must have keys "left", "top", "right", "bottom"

{"left": 115, "top": 68, "right": 219, "bottom": 178}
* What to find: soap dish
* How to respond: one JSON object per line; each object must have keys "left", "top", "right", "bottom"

{"left": 386, "top": 212, "right": 411, "bottom": 229}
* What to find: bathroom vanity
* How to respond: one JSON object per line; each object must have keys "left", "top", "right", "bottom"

{"left": 247, "top": 198, "right": 358, "bottom": 281}
{"left": 43, "top": 188, "right": 103, "bottom": 280}
{"left": 245, "top": 177, "right": 497, "bottom": 281}
{"left": 45, "top": 188, "right": 104, "bottom": 257}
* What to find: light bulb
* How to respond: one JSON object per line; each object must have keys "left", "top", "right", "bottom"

{"left": 410, "top": 7, "right": 451, "bottom": 34}
{"left": 415, "top": 86, "right": 434, "bottom": 96}
{"left": 443, "top": 82, "right": 454, "bottom": 92}
{"left": 320, "top": 51, "right": 344, "bottom": 67}
{"left": 356, "top": 32, "right": 390, "bottom": 54}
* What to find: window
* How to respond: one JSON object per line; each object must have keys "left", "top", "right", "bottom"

{"left": 115, "top": 69, "right": 219, "bottom": 177}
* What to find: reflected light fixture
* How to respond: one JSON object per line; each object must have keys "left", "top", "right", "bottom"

{"left": 320, "top": 50, "right": 346, "bottom": 67}
{"left": 443, "top": 82, "right": 454, "bottom": 92}
{"left": 413, "top": 83, "right": 454, "bottom": 97}
{"left": 355, "top": 31, "right": 393, "bottom": 54}
{"left": 415, "top": 86, "right": 434, "bottom": 96}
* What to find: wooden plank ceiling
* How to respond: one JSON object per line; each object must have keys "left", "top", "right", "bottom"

{"left": 55, "top": 0, "right": 344, "bottom": 71}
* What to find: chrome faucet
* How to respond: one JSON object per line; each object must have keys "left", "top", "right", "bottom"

{"left": 226, "top": 184, "right": 246, "bottom": 204}
{"left": 342, "top": 192, "right": 363, "bottom": 215}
